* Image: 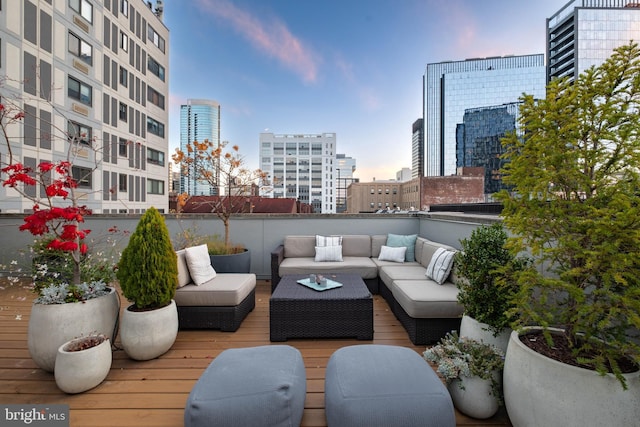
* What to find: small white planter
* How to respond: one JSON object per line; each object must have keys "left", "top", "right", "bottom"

{"left": 54, "top": 335, "right": 112, "bottom": 394}
{"left": 504, "top": 328, "right": 640, "bottom": 427}
{"left": 120, "top": 300, "right": 178, "bottom": 361}
{"left": 28, "top": 287, "right": 119, "bottom": 372}
{"left": 459, "top": 314, "right": 511, "bottom": 353}
{"left": 447, "top": 372, "right": 500, "bottom": 419}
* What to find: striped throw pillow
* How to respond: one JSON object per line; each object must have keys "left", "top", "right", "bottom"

{"left": 425, "top": 247, "right": 455, "bottom": 285}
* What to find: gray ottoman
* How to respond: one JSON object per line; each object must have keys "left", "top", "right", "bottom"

{"left": 325, "top": 345, "right": 455, "bottom": 427}
{"left": 185, "top": 345, "right": 306, "bottom": 427}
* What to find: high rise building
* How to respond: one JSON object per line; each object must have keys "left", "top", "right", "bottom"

{"left": 335, "top": 154, "right": 357, "bottom": 213}
{"left": 423, "top": 54, "right": 545, "bottom": 177}
{"left": 411, "top": 118, "right": 423, "bottom": 179}
{"left": 547, "top": 0, "right": 640, "bottom": 82}
{"left": 259, "top": 132, "right": 337, "bottom": 213}
{"left": 179, "top": 99, "right": 221, "bottom": 196}
{"left": 0, "top": 0, "right": 169, "bottom": 213}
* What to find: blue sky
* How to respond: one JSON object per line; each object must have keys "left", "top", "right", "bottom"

{"left": 164, "top": 0, "right": 566, "bottom": 181}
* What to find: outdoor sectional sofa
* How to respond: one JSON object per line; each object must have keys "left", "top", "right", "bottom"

{"left": 174, "top": 246, "right": 256, "bottom": 331}
{"left": 271, "top": 234, "right": 463, "bottom": 344}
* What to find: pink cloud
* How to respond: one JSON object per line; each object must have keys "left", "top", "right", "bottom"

{"left": 195, "top": 0, "right": 319, "bottom": 84}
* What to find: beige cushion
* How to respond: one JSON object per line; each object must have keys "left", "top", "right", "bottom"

{"left": 176, "top": 249, "right": 191, "bottom": 288}
{"left": 392, "top": 280, "right": 463, "bottom": 318}
{"left": 284, "top": 236, "right": 316, "bottom": 258}
{"left": 378, "top": 245, "right": 406, "bottom": 263}
{"left": 341, "top": 235, "right": 372, "bottom": 257}
{"left": 174, "top": 274, "right": 256, "bottom": 307}
{"left": 185, "top": 244, "right": 216, "bottom": 285}
{"left": 425, "top": 248, "right": 456, "bottom": 285}
{"left": 371, "top": 235, "right": 387, "bottom": 258}
{"left": 378, "top": 264, "right": 428, "bottom": 288}
{"left": 279, "top": 257, "right": 378, "bottom": 279}
{"left": 315, "top": 245, "right": 343, "bottom": 262}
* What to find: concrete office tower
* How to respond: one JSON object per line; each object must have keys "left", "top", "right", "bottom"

{"left": 179, "top": 99, "right": 221, "bottom": 196}
{"left": 0, "top": 0, "right": 170, "bottom": 213}
{"left": 423, "top": 54, "right": 545, "bottom": 177}
{"left": 547, "top": 0, "right": 640, "bottom": 82}
{"left": 259, "top": 132, "right": 337, "bottom": 213}
{"left": 411, "top": 118, "right": 424, "bottom": 179}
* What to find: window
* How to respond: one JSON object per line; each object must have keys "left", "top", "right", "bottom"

{"left": 147, "top": 56, "right": 165, "bottom": 81}
{"left": 119, "top": 102, "right": 127, "bottom": 121}
{"left": 72, "top": 165, "right": 92, "bottom": 188}
{"left": 147, "top": 25, "right": 165, "bottom": 52}
{"left": 68, "top": 31, "right": 92, "bottom": 65}
{"left": 147, "top": 117, "right": 164, "bottom": 137}
{"left": 118, "top": 138, "right": 128, "bottom": 156}
{"left": 67, "top": 120, "right": 91, "bottom": 145}
{"left": 147, "top": 148, "right": 165, "bottom": 166}
{"left": 120, "top": 32, "right": 128, "bottom": 52}
{"left": 118, "top": 173, "right": 127, "bottom": 191}
{"left": 119, "top": 66, "right": 128, "bottom": 87}
{"left": 68, "top": 76, "right": 92, "bottom": 105}
{"left": 120, "top": 0, "right": 128, "bottom": 17}
{"left": 69, "top": 0, "right": 93, "bottom": 24}
{"left": 147, "top": 86, "right": 165, "bottom": 109}
{"left": 147, "top": 178, "right": 164, "bottom": 195}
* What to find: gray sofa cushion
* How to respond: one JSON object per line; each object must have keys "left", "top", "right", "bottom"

{"left": 279, "top": 257, "right": 378, "bottom": 279}
{"left": 392, "top": 279, "right": 463, "bottom": 318}
{"left": 174, "top": 274, "right": 256, "bottom": 306}
{"left": 371, "top": 234, "right": 387, "bottom": 258}
{"left": 378, "top": 264, "right": 428, "bottom": 292}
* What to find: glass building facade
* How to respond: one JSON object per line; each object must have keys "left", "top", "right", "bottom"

{"left": 456, "top": 103, "right": 520, "bottom": 195}
{"left": 179, "top": 99, "right": 221, "bottom": 196}
{"left": 411, "top": 118, "right": 424, "bottom": 180}
{"left": 548, "top": 0, "right": 640, "bottom": 82}
{"left": 423, "top": 55, "right": 545, "bottom": 177}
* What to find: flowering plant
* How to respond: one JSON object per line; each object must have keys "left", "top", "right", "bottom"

{"left": 423, "top": 332, "right": 504, "bottom": 402}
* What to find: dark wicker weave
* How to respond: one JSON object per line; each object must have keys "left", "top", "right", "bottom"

{"left": 269, "top": 274, "right": 373, "bottom": 342}
{"left": 270, "top": 245, "right": 379, "bottom": 294}
{"left": 177, "top": 289, "right": 256, "bottom": 332}
{"left": 379, "top": 280, "right": 461, "bottom": 345}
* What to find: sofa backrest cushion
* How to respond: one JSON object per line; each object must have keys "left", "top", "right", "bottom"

{"left": 342, "top": 235, "right": 372, "bottom": 257}
{"left": 371, "top": 235, "right": 387, "bottom": 258}
{"left": 284, "top": 236, "right": 316, "bottom": 258}
{"left": 176, "top": 249, "right": 192, "bottom": 288}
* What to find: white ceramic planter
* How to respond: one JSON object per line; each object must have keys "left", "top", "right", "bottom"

{"left": 54, "top": 335, "right": 112, "bottom": 394}
{"left": 504, "top": 328, "right": 640, "bottom": 427}
{"left": 447, "top": 372, "right": 500, "bottom": 419}
{"left": 28, "top": 287, "right": 120, "bottom": 372}
{"left": 120, "top": 300, "right": 178, "bottom": 361}
{"left": 459, "top": 314, "right": 511, "bottom": 353}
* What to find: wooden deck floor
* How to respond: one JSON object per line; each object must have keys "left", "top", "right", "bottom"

{"left": 0, "top": 281, "right": 512, "bottom": 426}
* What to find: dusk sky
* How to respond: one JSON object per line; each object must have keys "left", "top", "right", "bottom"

{"left": 164, "top": 0, "right": 566, "bottom": 181}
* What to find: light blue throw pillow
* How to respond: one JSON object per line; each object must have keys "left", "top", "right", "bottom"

{"left": 386, "top": 233, "right": 418, "bottom": 262}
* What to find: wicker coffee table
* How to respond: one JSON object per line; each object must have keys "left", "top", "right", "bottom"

{"left": 269, "top": 273, "right": 374, "bottom": 342}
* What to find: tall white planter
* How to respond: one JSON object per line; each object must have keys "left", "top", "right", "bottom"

{"left": 55, "top": 335, "right": 112, "bottom": 394}
{"left": 120, "top": 300, "right": 178, "bottom": 361}
{"left": 27, "top": 287, "right": 119, "bottom": 372}
{"left": 447, "top": 372, "right": 500, "bottom": 419}
{"left": 459, "top": 314, "right": 511, "bottom": 353}
{"left": 504, "top": 328, "right": 640, "bottom": 427}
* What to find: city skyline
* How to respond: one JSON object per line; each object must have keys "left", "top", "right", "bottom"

{"left": 164, "top": 0, "right": 565, "bottom": 181}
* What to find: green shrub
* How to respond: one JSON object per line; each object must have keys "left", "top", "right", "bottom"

{"left": 116, "top": 207, "right": 177, "bottom": 309}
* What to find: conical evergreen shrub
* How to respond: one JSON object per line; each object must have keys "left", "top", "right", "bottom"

{"left": 117, "top": 207, "right": 178, "bottom": 309}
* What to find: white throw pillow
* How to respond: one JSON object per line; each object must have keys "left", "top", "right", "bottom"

{"left": 315, "top": 245, "right": 343, "bottom": 262}
{"left": 175, "top": 249, "right": 192, "bottom": 287}
{"left": 425, "top": 247, "right": 456, "bottom": 285}
{"left": 316, "top": 235, "right": 342, "bottom": 247}
{"left": 378, "top": 245, "right": 406, "bottom": 263}
{"left": 184, "top": 244, "right": 217, "bottom": 285}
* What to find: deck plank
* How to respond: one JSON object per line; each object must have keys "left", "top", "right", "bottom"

{"left": 0, "top": 281, "right": 511, "bottom": 426}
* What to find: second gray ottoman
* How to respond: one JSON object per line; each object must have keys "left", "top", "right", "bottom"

{"left": 325, "top": 344, "right": 455, "bottom": 427}
{"left": 185, "top": 345, "right": 306, "bottom": 427}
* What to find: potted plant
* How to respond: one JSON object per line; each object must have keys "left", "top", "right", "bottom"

{"left": 423, "top": 332, "right": 504, "bottom": 419}
{"left": 116, "top": 207, "right": 179, "bottom": 361}
{"left": 172, "top": 141, "right": 267, "bottom": 270}
{"left": 455, "top": 222, "right": 529, "bottom": 352}
{"left": 54, "top": 333, "right": 112, "bottom": 394}
{"left": 497, "top": 42, "right": 640, "bottom": 426}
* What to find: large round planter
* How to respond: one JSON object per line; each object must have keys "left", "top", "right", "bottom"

{"left": 447, "top": 372, "right": 500, "bottom": 419}
{"left": 120, "top": 300, "right": 178, "bottom": 361}
{"left": 504, "top": 328, "right": 640, "bottom": 427}
{"left": 54, "top": 335, "right": 112, "bottom": 394}
{"left": 460, "top": 314, "right": 511, "bottom": 353}
{"left": 27, "top": 287, "right": 119, "bottom": 373}
{"left": 209, "top": 249, "right": 251, "bottom": 273}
